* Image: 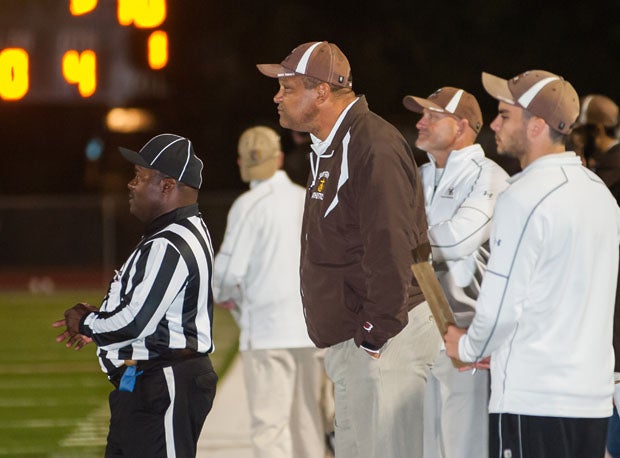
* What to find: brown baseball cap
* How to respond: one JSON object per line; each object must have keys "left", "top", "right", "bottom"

{"left": 257, "top": 41, "right": 352, "bottom": 88}
{"left": 482, "top": 70, "right": 579, "bottom": 134}
{"left": 578, "top": 94, "right": 619, "bottom": 127}
{"left": 237, "top": 126, "right": 281, "bottom": 182}
{"left": 403, "top": 87, "right": 483, "bottom": 134}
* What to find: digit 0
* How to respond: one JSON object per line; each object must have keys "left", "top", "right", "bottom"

{"left": 0, "top": 48, "right": 29, "bottom": 101}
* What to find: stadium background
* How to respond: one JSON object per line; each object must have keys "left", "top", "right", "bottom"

{"left": 1, "top": 0, "right": 619, "bottom": 279}
{"left": 0, "top": 1, "right": 618, "bottom": 455}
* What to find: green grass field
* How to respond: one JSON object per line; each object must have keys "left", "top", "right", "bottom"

{"left": 0, "top": 290, "right": 239, "bottom": 457}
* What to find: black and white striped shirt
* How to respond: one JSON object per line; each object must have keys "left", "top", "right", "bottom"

{"left": 80, "top": 204, "right": 215, "bottom": 375}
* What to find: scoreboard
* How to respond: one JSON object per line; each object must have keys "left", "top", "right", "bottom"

{"left": 0, "top": 0, "right": 170, "bottom": 104}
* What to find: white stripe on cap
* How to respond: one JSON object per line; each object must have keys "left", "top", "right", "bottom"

{"left": 517, "top": 76, "right": 560, "bottom": 108}
{"left": 195, "top": 156, "right": 204, "bottom": 188}
{"left": 295, "top": 42, "right": 323, "bottom": 74}
{"left": 178, "top": 140, "right": 191, "bottom": 181}
{"left": 150, "top": 137, "right": 185, "bottom": 166}
{"left": 578, "top": 95, "right": 594, "bottom": 125}
{"left": 445, "top": 89, "right": 464, "bottom": 114}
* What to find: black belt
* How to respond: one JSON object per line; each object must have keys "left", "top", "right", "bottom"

{"left": 108, "top": 349, "right": 206, "bottom": 388}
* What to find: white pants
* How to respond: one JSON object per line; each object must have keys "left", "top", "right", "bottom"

{"left": 324, "top": 302, "right": 441, "bottom": 458}
{"left": 242, "top": 347, "right": 327, "bottom": 458}
{"left": 423, "top": 350, "right": 489, "bottom": 458}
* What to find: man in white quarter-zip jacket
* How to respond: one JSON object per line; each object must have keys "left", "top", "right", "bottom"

{"left": 445, "top": 70, "right": 620, "bottom": 458}
{"left": 403, "top": 87, "right": 509, "bottom": 458}
{"left": 213, "top": 126, "right": 328, "bottom": 458}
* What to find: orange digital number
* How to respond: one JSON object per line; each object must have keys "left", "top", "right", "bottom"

{"left": 69, "top": 0, "right": 98, "bottom": 16}
{"left": 0, "top": 48, "right": 29, "bottom": 101}
{"left": 62, "top": 50, "right": 97, "bottom": 98}
{"left": 148, "top": 31, "right": 168, "bottom": 70}
{"left": 117, "top": 0, "right": 166, "bottom": 29}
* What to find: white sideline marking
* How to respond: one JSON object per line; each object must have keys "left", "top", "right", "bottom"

{"left": 59, "top": 403, "right": 109, "bottom": 448}
{"left": 0, "top": 404, "right": 109, "bottom": 456}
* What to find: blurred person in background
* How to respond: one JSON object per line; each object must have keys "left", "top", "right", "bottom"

{"left": 213, "top": 126, "right": 330, "bottom": 458}
{"left": 283, "top": 130, "right": 312, "bottom": 187}
{"left": 54, "top": 134, "right": 217, "bottom": 458}
{"left": 576, "top": 94, "right": 620, "bottom": 197}
{"left": 575, "top": 94, "right": 620, "bottom": 458}
{"left": 403, "top": 86, "right": 509, "bottom": 458}
{"left": 567, "top": 124, "right": 587, "bottom": 165}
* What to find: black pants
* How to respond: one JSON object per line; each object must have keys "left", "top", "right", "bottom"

{"left": 105, "top": 355, "right": 218, "bottom": 458}
{"left": 489, "top": 412, "right": 608, "bottom": 458}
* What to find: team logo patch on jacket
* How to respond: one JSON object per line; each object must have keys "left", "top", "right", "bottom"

{"left": 441, "top": 187, "right": 455, "bottom": 198}
{"left": 311, "top": 171, "right": 330, "bottom": 200}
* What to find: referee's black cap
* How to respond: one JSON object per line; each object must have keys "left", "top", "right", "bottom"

{"left": 119, "top": 133, "right": 204, "bottom": 189}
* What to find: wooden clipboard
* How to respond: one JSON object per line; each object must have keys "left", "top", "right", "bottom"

{"left": 411, "top": 242, "right": 467, "bottom": 368}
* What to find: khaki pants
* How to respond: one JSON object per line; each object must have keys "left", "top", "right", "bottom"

{"left": 324, "top": 302, "right": 441, "bottom": 458}
{"left": 423, "top": 350, "right": 489, "bottom": 458}
{"left": 242, "top": 347, "right": 327, "bottom": 458}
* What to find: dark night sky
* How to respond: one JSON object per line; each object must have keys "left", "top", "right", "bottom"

{"left": 1, "top": 0, "right": 620, "bottom": 195}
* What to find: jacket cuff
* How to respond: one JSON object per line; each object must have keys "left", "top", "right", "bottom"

{"left": 79, "top": 313, "right": 94, "bottom": 338}
{"left": 354, "top": 321, "right": 387, "bottom": 350}
{"left": 360, "top": 341, "right": 382, "bottom": 352}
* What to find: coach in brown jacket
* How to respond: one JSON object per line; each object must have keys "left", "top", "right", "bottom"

{"left": 258, "top": 41, "right": 440, "bottom": 458}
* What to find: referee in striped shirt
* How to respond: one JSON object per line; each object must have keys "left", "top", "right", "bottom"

{"left": 54, "top": 133, "right": 218, "bottom": 457}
